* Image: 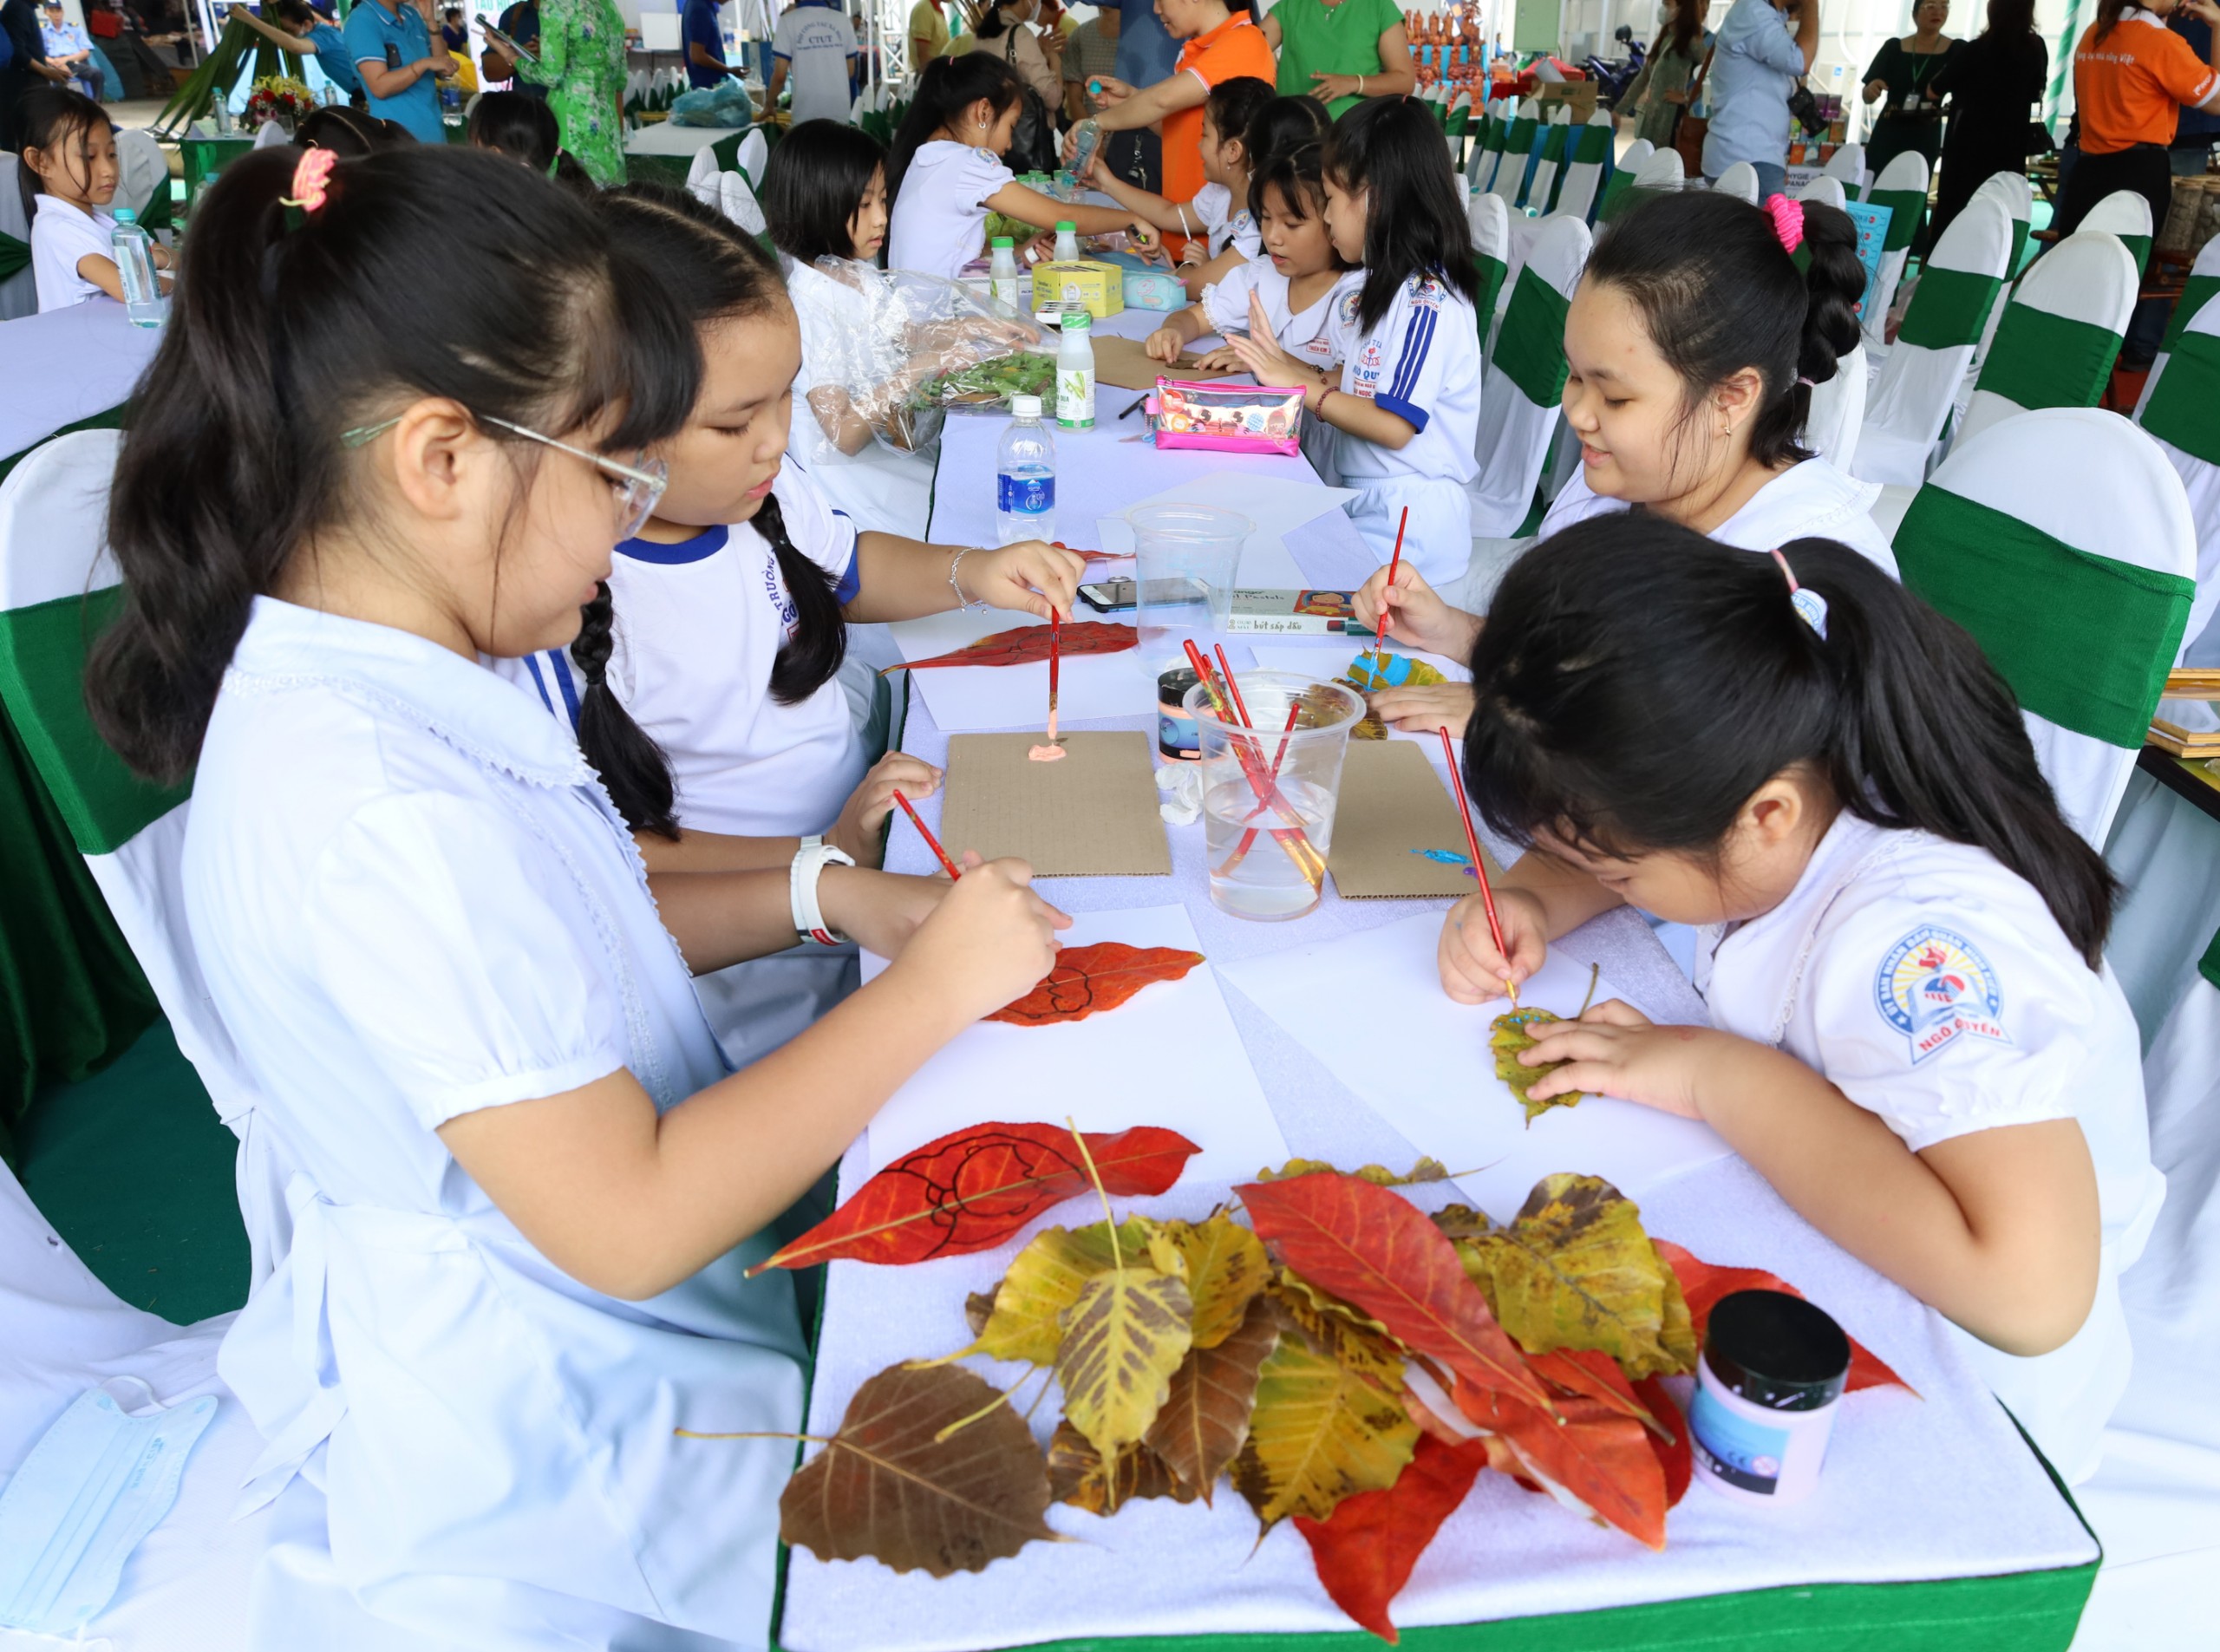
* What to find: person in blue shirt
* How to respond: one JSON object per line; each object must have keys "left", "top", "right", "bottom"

{"left": 343, "top": 0, "right": 453, "bottom": 142}
{"left": 1105, "top": 0, "right": 1176, "bottom": 188}
{"left": 228, "top": 0, "right": 365, "bottom": 101}
{"left": 1701, "top": 0, "right": 1821, "bottom": 199}
{"left": 682, "top": 0, "right": 730, "bottom": 87}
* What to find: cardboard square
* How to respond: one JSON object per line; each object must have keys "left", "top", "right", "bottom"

{"left": 1327, "top": 741, "right": 1505, "bottom": 899}
{"left": 1091, "top": 333, "right": 1242, "bottom": 391}
{"left": 939, "top": 730, "right": 1171, "bottom": 877}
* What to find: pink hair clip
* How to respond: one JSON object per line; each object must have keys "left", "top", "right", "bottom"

{"left": 1762, "top": 193, "right": 1804, "bottom": 256}
{"left": 281, "top": 147, "right": 336, "bottom": 213}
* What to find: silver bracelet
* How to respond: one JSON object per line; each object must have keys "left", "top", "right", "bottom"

{"left": 1357, "top": 74, "right": 1366, "bottom": 95}
{"left": 947, "top": 545, "right": 989, "bottom": 611}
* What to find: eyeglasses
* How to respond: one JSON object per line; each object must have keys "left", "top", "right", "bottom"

{"left": 342, "top": 414, "right": 669, "bottom": 540}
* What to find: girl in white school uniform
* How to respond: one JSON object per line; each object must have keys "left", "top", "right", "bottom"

{"left": 19, "top": 88, "right": 173, "bottom": 312}
{"left": 1442, "top": 516, "right": 2159, "bottom": 1485}
{"left": 885, "top": 53, "right": 1156, "bottom": 281}
{"left": 506, "top": 184, "right": 1081, "bottom": 1068}
{"left": 84, "top": 145, "right": 1067, "bottom": 1652}
{"left": 1222, "top": 95, "right": 1484, "bottom": 583}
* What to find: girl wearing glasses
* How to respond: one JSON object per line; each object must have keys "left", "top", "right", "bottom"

{"left": 85, "top": 145, "right": 1068, "bottom": 1652}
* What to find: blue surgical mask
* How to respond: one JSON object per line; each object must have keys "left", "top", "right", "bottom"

{"left": 0, "top": 1388, "right": 218, "bottom": 1635}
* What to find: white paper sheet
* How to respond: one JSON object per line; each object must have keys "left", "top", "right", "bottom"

{"left": 888, "top": 608, "right": 1157, "bottom": 731}
{"left": 1245, "top": 643, "right": 1471, "bottom": 747}
{"left": 863, "top": 904, "right": 1290, "bottom": 1182}
{"left": 1217, "top": 913, "right": 1731, "bottom": 1213}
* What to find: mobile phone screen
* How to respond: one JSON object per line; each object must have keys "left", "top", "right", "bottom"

{"left": 1079, "top": 580, "right": 1134, "bottom": 613}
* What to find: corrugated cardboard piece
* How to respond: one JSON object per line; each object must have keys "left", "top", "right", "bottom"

{"left": 1328, "top": 741, "right": 1506, "bottom": 899}
{"left": 1091, "top": 335, "right": 1242, "bottom": 392}
{"left": 939, "top": 731, "right": 1172, "bottom": 877}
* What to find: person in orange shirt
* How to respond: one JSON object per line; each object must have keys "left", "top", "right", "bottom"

{"left": 2056, "top": 0, "right": 2220, "bottom": 239}
{"left": 1064, "top": 0, "right": 1275, "bottom": 242}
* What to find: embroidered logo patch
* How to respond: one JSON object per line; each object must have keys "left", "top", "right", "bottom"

{"left": 1337, "top": 291, "right": 1362, "bottom": 330}
{"left": 1354, "top": 338, "right": 1384, "bottom": 395}
{"left": 1874, "top": 925, "right": 2008, "bottom": 1062}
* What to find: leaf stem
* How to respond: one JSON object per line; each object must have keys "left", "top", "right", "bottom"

{"left": 1068, "top": 1114, "right": 1123, "bottom": 1278}
{"left": 1577, "top": 962, "right": 1601, "bottom": 1018}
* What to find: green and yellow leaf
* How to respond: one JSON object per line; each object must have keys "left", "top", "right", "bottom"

{"left": 1231, "top": 1322, "right": 1418, "bottom": 1529}
{"left": 1492, "top": 1009, "right": 1587, "bottom": 1123}
{"left": 1161, "top": 1211, "right": 1270, "bottom": 1349}
{"left": 1056, "top": 1266, "right": 1195, "bottom": 1460}
{"left": 1269, "top": 1268, "right": 1407, "bottom": 1394}
{"left": 1255, "top": 1158, "right": 1451, "bottom": 1189}
{"left": 961, "top": 1219, "right": 1158, "bottom": 1368}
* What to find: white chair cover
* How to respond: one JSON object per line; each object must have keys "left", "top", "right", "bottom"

{"left": 2134, "top": 233, "right": 2220, "bottom": 419}
{"left": 0, "top": 154, "right": 33, "bottom": 321}
{"left": 114, "top": 129, "right": 168, "bottom": 223}
{"left": 1523, "top": 105, "right": 1570, "bottom": 212}
{"left": 686, "top": 144, "right": 723, "bottom": 208}
{"left": 1484, "top": 189, "right": 1522, "bottom": 322}
{"left": 1825, "top": 140, "right": 1867, "bottom": 193}
{"left": 1851, "top": 193, "right": 2014, "bottom": 486}
{"left": 1552, "top": 109, "right": 1614, "bottom": 223}
{"left": 0, "top": 432, "right": 291, "bottom": 1284}
{"left": 1469, "top": 188, "right": 1512, "bottom": 358}
{"left": 2135, "top": 288, "right": 2220, "bottom": 662}
{"left": 1956, "top": 230, "right": 2137, "bottom": 447}
{"left": 1969, "top": 170, "right": 2034, "bottom": 368}
{"left": 1900, "top": 408, "right": 2197, "bottom": 846}
{"left": 1630, "top": 146, "right": 1684, "bottom": 192}
{"left": 1804, "top": 340, "right": 1866, "bottom": 464}
{"left": 1595, "top": 136, "right": 1653, "bottom": 223}
{"left": 251, "top": 120, "right": 291, "bottom": 150}
{"left": 1469, "top": 212, "right": 1590, "bottom": 538}
{"left": 719, "top": 169, "right": 767, "bottom": 235}
{"left": 1860, "top": 149, "right": 1930, "bottom": 349}
{"left": 1794, "top": 173, "right": 1846, "bottom": 210}
{"left": 1714, "top": 160, "right": 1760, "bottom": 203}
{"left": 735, "top": 127, "right": 769, "bottom": 186}
{"left": 2080, "top": 187, "right": 2155, "bottom": 275}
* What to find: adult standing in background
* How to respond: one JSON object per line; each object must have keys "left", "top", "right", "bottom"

{"left": 909, "top": 0, "right": 950, "bottom": 68}
{"left": 1623, "top": 0, "right": 1711, "bottom": 151}
{"left": 1262, "top": 0, "right": 1414, "bottom": 117}
{"left": 1701, "top": 0, "right": 1818, "bottom": 198}
{"left": 1929, "top": 0, "right": 2045, "bottom": 238}
{"left": 1077, "top": 0, "right": 1273, "bottom": 214}
{"left": 1112, "top": 0, "right": 1177, "bottom": 186}
{"left": 2054, "top": 0, "right": 2220, "bottom": 240}
{"left": 1061, "top": 0, "right": 1116, "bottom": 121}
{"left": 515, "top": 0, "right": 626, "bottom": 184}
{"left": 345, "top": 0, "right": 454, "bottom": 144}
{"left": 681, "top": 0, "right": 732, "bottom": 86}
{"left": 963, "top": 0, "right": 1060, "bottom": 111}
{"left": 230, "top": 0, "right": 367, "bottom": 102}
{"left": 481, "top": 0, "right": 544, "bottom": 97}
{"left": 767, "top": 0, "right": 859, "bottom": 125}
{"left": 1862, "top": 0, "right": 1961, "bottom": 186}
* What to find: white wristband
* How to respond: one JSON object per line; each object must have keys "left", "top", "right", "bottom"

{"left": 790, "top": 835, "right": 857, "bottom": 946}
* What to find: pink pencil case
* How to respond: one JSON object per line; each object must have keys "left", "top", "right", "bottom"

{"left": 1147, "top": 378, "right": 1306, "bottom": 456}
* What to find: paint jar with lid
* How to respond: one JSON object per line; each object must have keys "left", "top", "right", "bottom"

{"left": 1158, "top": 666, "right": 1201, "bottom": 761}
{"left": 1688, "top": 1288, "right": 1851, "bottom": 1506}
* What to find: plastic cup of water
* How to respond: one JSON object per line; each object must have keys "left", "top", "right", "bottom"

{"left": 1127, "top": 503, "right": 1250, "bottom": 675}
{"left": 1184, "top": 672, "right": 1362, "bottom": 921}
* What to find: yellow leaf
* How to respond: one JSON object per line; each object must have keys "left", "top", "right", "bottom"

{"left": 1231, "top": 1322, "right": 1417, "bottom": 1529}
{"left": 1492, "top": 1009, "right": 1587, "bottom": 1124}
{"left": 1268, "top": 1268, "right": 1407, "bottom": 1394}
{"left": 967, "top": 1220, "right": 1159, "bottom": 1367}
{"left": 1162, "top": 1212, "right": 1270, "bottom": 1349}
{"left": 1255, "top": 1158, "right": 1451, "bottom": 1189}
{"left": 1056, "top": 1266, "right": 1195, "bottom": 1461}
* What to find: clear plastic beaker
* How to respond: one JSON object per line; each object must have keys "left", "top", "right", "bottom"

{"left": 1183, "top": 672, "right": 1362, "bottom": 921}
{"left": 1126, "top": 503, "right": 1251, "bottom": 673}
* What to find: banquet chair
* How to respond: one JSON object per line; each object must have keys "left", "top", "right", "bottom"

{"left": 0, "top": 430, "right": 293, "bottom": 1286}
{"left": 2079, "top": 188, "right": 2154, "bottom": 278}
{"left": 1626, "top": 145, "right": 1684, "bottom": 208}
{"left": 1859, "top": 149, "right": 1930, "bottom": 349}
{"left": 720, "top": 169, "right": 767, "bottom": 237}
{"left": 1824, "top": 140, "right": 1867, "bottom": 193}
{"left": 1893, "top": 408, "right": 2196, "bottom": 846}
{"left": 1469, "top": 189, "right": 1512, "bottom": 357}
{"left": 1551, "top": 110, "right": 1615, "bottom": 223}
{"left": 1794, "top": 173, "right": 1846, "bottom": 211}
{"left": 1474, "top": 106, "right": 1515, "bottom": 195}
{"left": 113, "top": 129, "right": 168, "bottom": 225}
{"left": 1522, "top": 106, "right": 1570, "bottom": 212}
{"left": 1850, "top": 193, "right": 2013, "bottom": 486}
{"left": 1469, "top": 212, "right": 1590, "bottom": 539}
{"left": 1595, "top": 137, "right": 1651, "bottom": 223}
{"left": 251, "top": 121, "right": 290, "bottom": 150}
{"left": 736, "top": 127, "right": 769, "bottom": 187}
{"left": 1803, "top": 340, "right": 1865, "bottom": 464}
{"left": 0, "top": 155, "right": 33, "bottom": 322}
{"left": 2134, "top": 233, "right": 2220, "bottom": 420}
{"left": 1498, "top": 98, "right": 1541, "bottom": 203}
{"left": 1969, "top": 170, "right": 2035, "bottom": 369}
{"left": 2136, "top": 288, "right": 2220, "bottom": 665}
{"left": 686, "top": 145, "right": 723, "bottom": 209}
{"left": 1485, "top": 190, "right": 1523, "bottom": 323}
{"left": 1955, "top": 230, "right": 2136, "bottom": 447}
{"left": 1713, "top": 160, "right": 1760, "bottom": 203}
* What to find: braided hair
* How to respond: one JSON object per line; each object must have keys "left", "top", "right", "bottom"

{"left": 571, "top": 581, "right": 680, "bottom": 839}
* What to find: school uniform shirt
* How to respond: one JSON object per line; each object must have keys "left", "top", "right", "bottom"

{"left": 783, "top": 253, "right": 935, "bottom": 536}
{"left": 185, "top": 597, "right": 808, "bottom": 1650}
{"left": 1695, "top": 812, "right": 2163, "bottom": 1483}
{"left": 772, "top": 0, "right": 857, "bottom": 126}
{"left": 30, "top": 194, "right": 116, "bottom": 312}
{"left": 889, "top": 138, "right": 1012, "bottom": 279}
{"left": 1201, "top": 256, "right": 1361, "bottom": 373}
{"left": 1326, "top": 271, "right": 1484, "bottom": 578}
{"left": 1188, "top": 179, "right": 1260, "bottom": 259}
{"left": 2074, "top": 5, "right": 2218, "bottom": 153}
{"left": 1538, "top": 456, "right": 1903, "bottom": 577}
{"left": 343, "top": 0, "right": 443, "bottom": 143}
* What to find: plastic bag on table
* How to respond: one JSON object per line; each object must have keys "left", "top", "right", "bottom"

{"left": 669, "top": 79, "right": 756, "bottom": 127}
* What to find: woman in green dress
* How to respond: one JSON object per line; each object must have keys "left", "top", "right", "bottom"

{"left": 518, "top": 0, "right": 627, "bottom": 186}
{"left": 1260, "top": 0, "right": 1414, "bottom": 118}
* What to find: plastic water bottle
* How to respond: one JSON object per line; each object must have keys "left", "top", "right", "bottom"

{"left": 1068, "top": 117, "right": 1103, "bottom": 180}
{"left": 441, "top": 82, "right": 462, "bottom": 126}
{"left": 110, "top": 210, "right": 164, "bottom": 329}
{"left": 1055, "top": 310, "right": 1095, "bottom": 431}
{"left": 989, "top": 236, "right": 1020, "bottom": 311}
{"left": 1054, "top": 219, "right": 1081, "bottom": 263}
{"left": 996, "top": 395, "right": 1056, "bottom": 545}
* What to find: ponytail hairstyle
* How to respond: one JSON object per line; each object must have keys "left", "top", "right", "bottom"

{"left": 468, "top": 90, "right": 596, "bottom": 192}
{"left": 1249, "top": 140, "right": 1353, "bottom": 267}
{"left": 594, "top": 185, "right": 846, "bottom": 711}
{"left": 1461, "top": 517, "right": 2117, "bottom": 966}
{"left": 1585, "top": 188, "right": 1863, "bottom": 471}
{"left": 16, "top": 87, "right": 114, "bottom": 224}
{"left": 1244, "top": 92, "right": 1331, "bottom": 172}
{"left": 1322, "top": 95, "right": 1480, "bottom": 332}
{"left": 886, "top": 51, "right": 1024, "bottom": 203}
{"left": 87, "top": 146, "right": 702, "bottom": 788}
{"left": 762, "top": 118, "right": 887, "bottom": 265}
{"left": 1204, "top": 75, "right": 1274, "bottom": 167}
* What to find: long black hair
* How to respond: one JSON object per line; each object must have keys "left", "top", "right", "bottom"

{"left": 1243, "top": 93, "right": 1331, "bottom": 172}
{"left": 1462, "top": 517, "right": 2116, "bottom": 965}
{"left": 1204, "top": 75, "right": 1274, "bottom": 162}
{"left": 293, "top": 105, "right": 407, "bottom": 156}
{"left": 886, "top": 51, "right": 1024, "bottom": 203}
{"left": 1984, "top": 0, "right": 2036, "bottom": 34}
{"left": 763, "top": 118, "right": 886, "bottom": 265}
{"left": 87, "top": 146, "right": 702, "bottom": 787}
{"left": 1322, "top": 95, "right": 1480, "bottom": 332}
{"left": 1586, "top": 188, "right": 1864, "bottom": 471}
{"left": 1664, "top": 0, "right": 1702, "bottom": 57}
{"left": 468, "top": 90, "right": 594, "bottom": 191}
{"left": 16, "top": 86, "right": 114, "bottom": 224}
{"left": 1249, "top": 140, "right": 1352, "bottom": 267}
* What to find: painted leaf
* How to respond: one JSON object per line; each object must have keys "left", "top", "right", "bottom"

{"left": 1633, "top": 1376, "right": 1692, "bottom": 1509}
{"left": 987, "top": 943, "right": 1207, "bottom": 1026}
{"left": 1270, "top": 1269, "right": 1407, "bottom": 1394}
{"left": 882, "top": 620, "right": 1137, "bottom": 674}
{"left": 1145, "top": 1296, "right": 1277, "bottom": 1501}
{"left": 1457, "top": 1174, "right": 1695, "bottom": 1380}
{"left": 1293, "top": 1433, "right": 1491, "bottom": 1645}
{"left": 1342, "top": 650, "right": 1450, "bottom": 694}
{"left": 1653, "top": 1239, "right": 1915, "bottom": 1395}
{"left": 1056, "top": 1264, "right": 1196, "bottom": 1461}
{"left": 779, "top": 1364, "right": 1059, "bottom": 1577}
{"left": 1159, "top": 1212, "right": 1270, "bottom": 1349}
{"left": 1238, "top": 1173, "right": 1551, "bottom": 1413}
{"left": 1046, "top": 1420, "right": 1192, "bottom": 1515}
{"left": 1257, "top": 1158, "right": 1450, "bottom": 1189}
{"left": 962, "top": 1218, "right": 1158, "bottom": 1366}
{"left": 1232, "top": 1321, "right": 1419, "bottom": 1529}
{"left": 1453, "top": 1384, "right": 1668, "bottom": 1551}
{"left": 1492, "top": 1008, "right": 1587, "bottom": 1123}
{"left": 750, "top": 1122, "right": 1198, "bottom": 1272}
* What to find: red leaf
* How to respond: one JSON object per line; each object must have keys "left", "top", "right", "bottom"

{"left": 749, "top": 1123, "right": 1199, "bottom": 1273}
{"left": 1527, "top": 1347, "right": 1662, "bottom": 1435}
{"left": 985, "top": 944, "right": 1205, "bottom": 1027}
{"left": 882, "top": 621, "right": 1136, "bottom": 673}
{"left": 1237, "top": 1174, "right": 1553, "bottom": 1414}
{"left": 1293, "top": 1433, "right": 1491, "bottom": 1644}
{"left": 1455, "top": 1386, "right": 1668, "bottom": 1551}
{"left": 1652, "top": 1240, "right": 1916, "bottom": 1396}
{"left": 1632, "top": 1376, "right": 1691, "bottom": 1509}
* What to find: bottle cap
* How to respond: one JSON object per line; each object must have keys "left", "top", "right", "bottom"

{"left": 113, "top": 207, "right": 137, "bottom": 223}
{"left": 1063, "top": 309, "right": 1091, "bottom": 330}
{"left": 991, "top": 235, "right": 1014, "bottom": 247}
{"left": 1011, "top": 394, "right": 1043, "bottom": 417}
{"left": 1055, "top": 220, "right": 1076, "bottom": 232}
{"left": 1703, "top": 1290, "right": 1850, "bottom": 1413}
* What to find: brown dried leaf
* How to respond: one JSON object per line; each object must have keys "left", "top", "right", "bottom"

{"left": 1046, "top": 1420, "right": 1193, "bottom": 1514}
{"left": 1145, "top": 1296, "right": 1278, "bottom": 1502}
{"left": 1256, "top": 1158, "right": 1451, "bottom": 1189}
{"left": 1430, "top": 1204, "right": 1495, "bottom": 1242}
{"left": 1269, "top": 1269, "right": 1407, "bottom": 1394}
{"left": 963, "top": 1290, "right": 996, "bottom": 1340}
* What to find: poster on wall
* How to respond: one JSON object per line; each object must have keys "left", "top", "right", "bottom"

{"left": 1845, "top": 199, "right": 1892, "bottom": 319}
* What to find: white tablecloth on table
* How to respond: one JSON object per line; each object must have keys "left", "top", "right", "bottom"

{"left": 623, "top": 120, "right": 746, "bottom": 157}
{"left": 0, "top": 300, "right": 161, "bottom": 461}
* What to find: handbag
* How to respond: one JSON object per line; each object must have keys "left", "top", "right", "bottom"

{"left": 999, "top": 31, "right": 1060, "bottom": 174}
{"left": 1674, "top": 113, "right": 1707, "bottom": 176}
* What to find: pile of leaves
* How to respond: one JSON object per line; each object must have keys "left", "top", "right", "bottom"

{"left": 912, "top": 351, "right": 1058, "bottom": 409}
{"left": 738, "top": 1126, "right": 1910, "bottom": 1643}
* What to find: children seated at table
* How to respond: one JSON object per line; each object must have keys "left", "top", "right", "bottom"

{"left": 19, "top": 88, "right": 172, "bottom": 312}
{"left": 83, "top": 144, "right": 1067, "bottom": 1652}
{"left": 885, "top": 52, "right": 1157, "bottom": 281}
{"left": 503, "top": 184, "right": 1081, "bottom": 1065}
{"left": 1220, "top": 96, "right": 1482, "bottom": 582}
{"left": 1442, "top": 515, "right": 2158, "bottom": 1485}
{"left": 1081, "top": 74, "right": 1273, "bottom": 293}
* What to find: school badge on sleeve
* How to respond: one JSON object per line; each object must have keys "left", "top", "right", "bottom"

{"left": 1874, "top": 926, "right": 2010, "bottom": 1062}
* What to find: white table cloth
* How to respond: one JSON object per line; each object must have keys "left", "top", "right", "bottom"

{"left": 0, "top": 300, "right": 161, "bottom": 463}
